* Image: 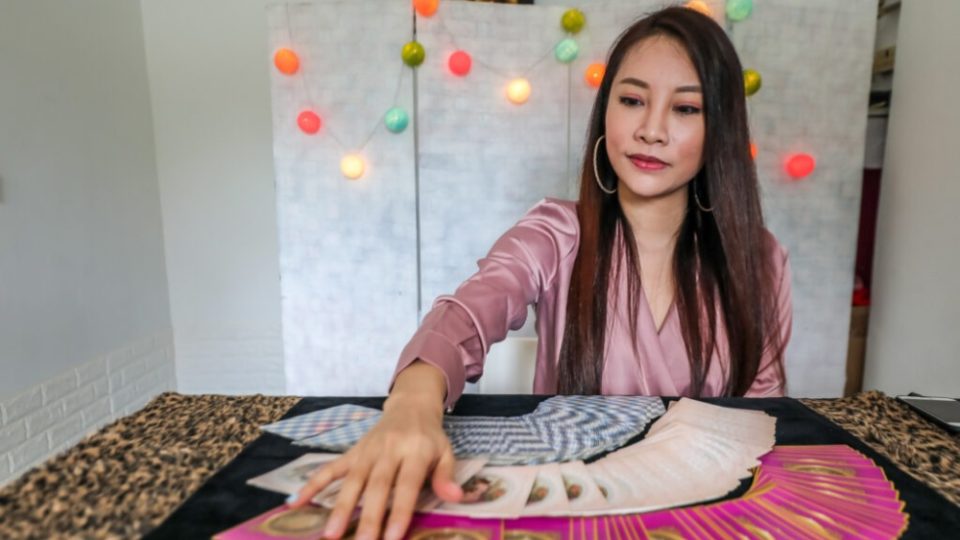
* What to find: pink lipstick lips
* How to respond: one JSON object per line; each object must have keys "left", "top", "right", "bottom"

{"left": 628, "top": 153, "right": 668, "bottom": 171}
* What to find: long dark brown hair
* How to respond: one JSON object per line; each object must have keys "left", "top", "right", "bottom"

{"left": 557, "top": 6, "right": 786, "bottom": 397}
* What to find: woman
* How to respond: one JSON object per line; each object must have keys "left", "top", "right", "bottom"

{"left": 291, "top": 7, "right": 792, "bottom": 540}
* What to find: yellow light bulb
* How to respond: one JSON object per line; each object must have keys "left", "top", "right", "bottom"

{"left": 506, "top": 78, "right": 531, "bottom": 105}
{"left": 340, "top": 154, "right": 365, "bottom": 180}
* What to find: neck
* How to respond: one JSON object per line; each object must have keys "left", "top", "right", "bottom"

{"left": 617, "top": 185, "right": 688, "bottom": 255}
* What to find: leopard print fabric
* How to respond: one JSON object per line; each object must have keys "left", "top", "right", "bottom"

{"left": 801, "top": 390, "right": 960, "bottom": 507}
{"left": 0, "top": 392, "right": 300, "bottom": 539}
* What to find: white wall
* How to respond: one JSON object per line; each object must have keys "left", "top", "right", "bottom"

{"left": 863, "top": 0, "right": 960, "bottom": 396}
{"left": 0, "top": 0, "right": 175, "bottom": 484}
{"left": 140, "top": 0, "right": 286, "bottom": 394}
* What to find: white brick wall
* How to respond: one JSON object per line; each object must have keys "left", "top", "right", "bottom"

{"left": 0, "top": 331, "right": 176, "bottom": 487}
{"left": 174, "top": 327, "right": 285, "bottom": 395}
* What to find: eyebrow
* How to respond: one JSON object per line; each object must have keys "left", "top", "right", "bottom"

{"left": 617, "top": 77, "right": 701, "bottom": 93}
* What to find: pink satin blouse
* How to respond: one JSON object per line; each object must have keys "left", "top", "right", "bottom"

{"left": 392, "top": 198, "right": 792, "bottom": 409}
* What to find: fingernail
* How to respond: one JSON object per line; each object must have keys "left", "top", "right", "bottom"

{"left": 384, "top": 523, "right": 404, "bottom": 540}
{"left": 323, "top": 517, "right": 342, "bottom": 538}
{"left": 285, "top": 493, "right": 298, "bottom": 505}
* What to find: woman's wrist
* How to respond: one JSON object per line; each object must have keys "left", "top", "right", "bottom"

{"left": 383, "top": 390, "right": 445, "bottom": 417}
{"left": 385, "top": 360, "right": 447, "bottom": 416}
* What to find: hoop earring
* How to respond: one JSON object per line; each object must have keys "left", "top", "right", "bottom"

{"left": 693, "top": 179, "right": 714, "bottom": 212}
{"left": 593, "top": 135, "right": 617, "bottom": 195}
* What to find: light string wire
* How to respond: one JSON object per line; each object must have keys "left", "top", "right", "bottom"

{"left": 283, "top": 2, "right": 409, "bottom": 154}
{"left": 280, "top": 2, "right": 584, "bottom": 154}
{"left": 431, "top": 10, "right": 562, "bottom": 80}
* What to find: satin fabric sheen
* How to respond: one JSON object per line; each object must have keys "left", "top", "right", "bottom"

{"left": 392, "top": 199, "right": 792, "bottom": 409}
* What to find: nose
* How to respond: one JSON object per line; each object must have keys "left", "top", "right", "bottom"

{"left": 635, "top": 105, "right": 667, "bottom": 145}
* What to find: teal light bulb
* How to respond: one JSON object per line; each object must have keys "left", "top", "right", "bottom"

{"left": 726, "top": 0, "right": 753, "bottom": 22}
{"left": 555, "top": 38, "right": 579, "bottom": 64}
{"left": 384, "top": 107, "right": 409, "bottom": 133}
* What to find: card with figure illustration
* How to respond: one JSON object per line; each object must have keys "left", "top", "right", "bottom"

{"left": 246, "top": 453, "right": 341, "bottom": 495}
{"left": 557, "top": 461, "right": 607, "bottom": 513}
{"left": 415, "top": 458, "right": 491, "bottom": 512}
{"left": 433, "top": 466, "right": 538, "bottom": 518}
{"left": 311, "top": 457, "right": 488, "bottom": 511}
{"left": 520, "top": 463, "right": 570, "bottom": 516}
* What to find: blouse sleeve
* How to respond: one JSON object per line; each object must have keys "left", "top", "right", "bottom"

{"left": 745, "top": 238, "right": 792, "bottom": 397}
{"left": 389, "top": 199, "right": 580, "bottom": 410}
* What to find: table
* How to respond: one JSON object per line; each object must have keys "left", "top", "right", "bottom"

{"left": 1, "top": 391, "right": 958, "bottom": 538}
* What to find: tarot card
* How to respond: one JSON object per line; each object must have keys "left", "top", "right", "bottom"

{"left": 502, "top": 516, "right": 572, "bottom": 540}
{"left": 634, "top": 510, "right": 706, "bottom": 540}
{"left": 749, "top": 495, "right": 867, "bottom": 539}
{"left": 521, "top": 463, "right": 570, "bottom": 516}
{"left": 293, "top": 414, "right": 381, "bottom": 451}
{"left": 213, "top": 504, "right": 356, "bottom": 540}
{"left": 433, "top": 466, "right": 539, "bottom": 518}
{"left": 246, "top": 453, "right": 341, "bottom": 495}
{"left": 557, "top": 461, "right": 607, "bottom": 513}
{"left": 416, "top": 458, "right": 491, "bottom": 512}
{"left": 762, "top": 487, "right": 906, "bottom": 538}
{"left": 406, "top": 512, "right": 503, "bottom": 540}
{"left": 582, "top": 461, "right": 637, "bottom": 513}
{"left": 261, "top": 405, "right": 380, "bottom": 441}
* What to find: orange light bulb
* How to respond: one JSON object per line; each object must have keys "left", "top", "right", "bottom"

{"left": 274, "top": 48, "right": 300, "bottom": 75}
{"left": 584, "top": 63, "right": 605, "bottom": 88}
{"left": 685, "top": 1, "right": 713, "bottom": 17}
{"left": 413, "top": 0, "right": 439, "bottom": 17}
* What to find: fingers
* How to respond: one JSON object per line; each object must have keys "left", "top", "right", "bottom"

{"left": 324, "top": 457, "right": 374, "bottom": 539}
{"left": 430, "top": 447, "right": 463, "bottom": 503}
{"left": 285, "top": 409, "right": 450, "bottom": 539}
{"left": 383, "top": 457, "right": 432, "bottom": 540}
{"left": 352, "top": 454, "right": 401, "bottom": 540}
{"left": 289, "top": 456, "right": 351, "bottom": 509}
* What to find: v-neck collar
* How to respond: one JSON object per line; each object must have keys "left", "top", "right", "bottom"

{"left": 640, "top": 285, "right": 676, "bottom": 336}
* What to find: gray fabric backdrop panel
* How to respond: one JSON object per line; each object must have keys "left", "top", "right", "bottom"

{"left": 269, "top": 1, "right": 418, "bottom": 396}
{"left": 416, "top": 1, "right": 572, "bottom": 338}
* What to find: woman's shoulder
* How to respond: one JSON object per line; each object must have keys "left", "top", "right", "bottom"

{"left": 760, "top": 228, "right": 791, "bottom": 284}
{"left": 496, "top": 198, "right": 581, "bottom": 270}
{"left": 525, "top": 197, "right": 579, "bottom": 221}
{"left": 514, "top": 198, "right": 581, "bottom": 238}
{"left": 761, "top": 228, "right": 789, "bottom": 263}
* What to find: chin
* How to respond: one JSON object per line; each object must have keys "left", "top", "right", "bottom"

{"left": 619, "top": 180, "right": 689, "bottom": 203}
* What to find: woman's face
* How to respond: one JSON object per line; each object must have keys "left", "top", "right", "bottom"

{"left": 603, "top": 36, "right": 705, "bottom": 204}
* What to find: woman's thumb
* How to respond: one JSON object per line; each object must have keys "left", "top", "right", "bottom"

{"left": 430, "top": 449, "right": 463, "bottom": 502}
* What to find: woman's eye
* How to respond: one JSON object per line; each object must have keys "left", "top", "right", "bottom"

{"left": 675, "top": 105, "right": 702, "bottom": 115}
{"left": 619, "top": 96, "right": 643, "bottom": 106}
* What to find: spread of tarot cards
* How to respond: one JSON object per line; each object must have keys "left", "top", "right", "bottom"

{"left": 259, "top": 396, "right": 668, "bottom": 466}
{"left": 214, "top": 397, "right": 908, "bottom": 538}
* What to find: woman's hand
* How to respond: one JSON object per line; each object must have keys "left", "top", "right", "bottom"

{"left": 288, "top": 362, "right": 462, "bottom": 540}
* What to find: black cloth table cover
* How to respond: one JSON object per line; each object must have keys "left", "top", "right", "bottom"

{"left": 146, "top": 396, "right": 960, "bottom": 539}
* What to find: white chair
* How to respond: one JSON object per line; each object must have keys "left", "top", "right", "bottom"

{"left": 472, "top": 336, "right": 538, "bottom": 395}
